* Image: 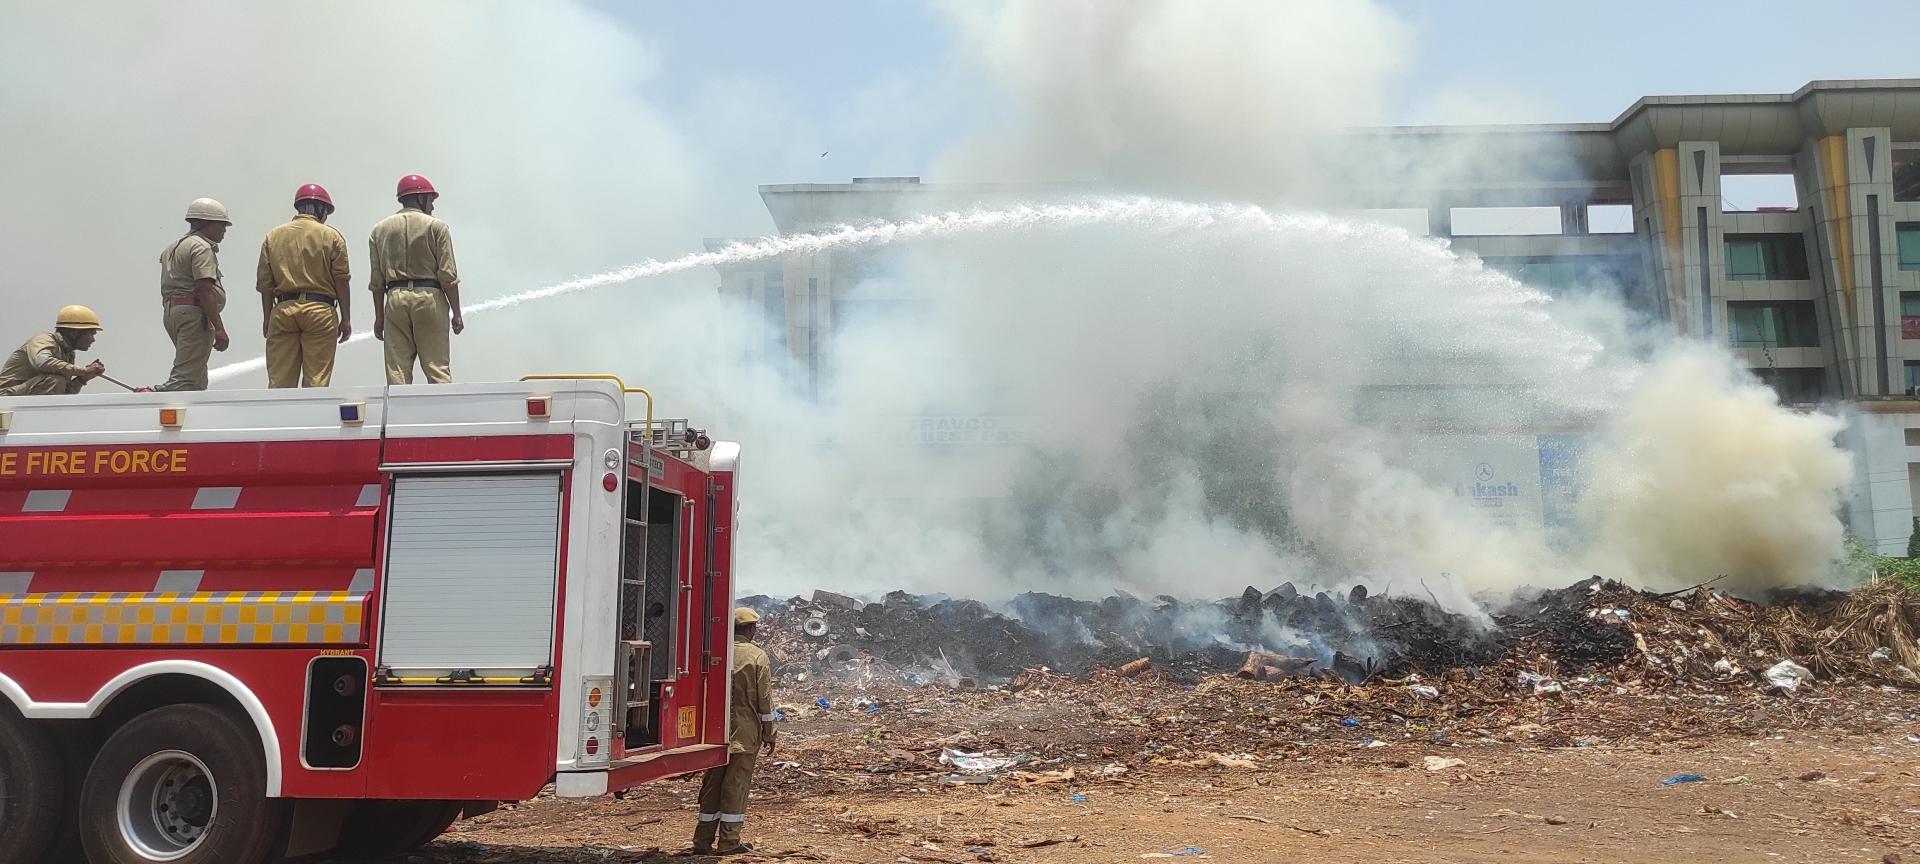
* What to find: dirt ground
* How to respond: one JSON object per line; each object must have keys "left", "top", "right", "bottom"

{"left": 414, "top": 682, "right": 1920, "bottom": 864}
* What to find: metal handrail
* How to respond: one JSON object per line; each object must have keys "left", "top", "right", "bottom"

{"left": 519, "top": 374, "right": 653, "bottom": 431}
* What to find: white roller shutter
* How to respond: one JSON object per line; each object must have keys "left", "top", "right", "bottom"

{"left": 379, "top": 473, "right": 562, "bottom": 674}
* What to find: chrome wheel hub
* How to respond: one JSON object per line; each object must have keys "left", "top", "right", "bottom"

{"left": 117, "top": 750, "right": 217, "bottom": 861}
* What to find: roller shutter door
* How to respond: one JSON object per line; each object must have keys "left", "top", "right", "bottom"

{"left": 379, "top": 473, "right": 562, "bottom": 674}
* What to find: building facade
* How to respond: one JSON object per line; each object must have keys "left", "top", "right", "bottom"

{"left": 722, "top": 80, "right": 1920, "bottom": 553}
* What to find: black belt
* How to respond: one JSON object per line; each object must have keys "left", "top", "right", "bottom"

{"left": 386, "top": 279, "right": 441, "bottom": 290}
{"left": 274, "top": 292, "right": 336, "bottom": 305}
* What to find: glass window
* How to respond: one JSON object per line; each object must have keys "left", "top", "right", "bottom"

{"left": 1904, "top": 292, "right": 1920, "bottom": 340}
{"left": 1897, "top": 223, "right": 1920, "bottom": 271}
{"left": 1908, "top": 361, "right": 1920, "bottom": 394}
{"left": 1729, "top": 301, "right": 1819, "bottom": 348}
{"left": 1753, "top": 367, "right": 1826, "bottom": 404}
{"left": 1724, "top": 234, "right": 1810, "bottom": 280}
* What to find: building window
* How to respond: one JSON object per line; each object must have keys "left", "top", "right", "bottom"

{"left": 1724, "top": 233, "right": 1810, "bottom": 281}
{"left": 1752, "top": 367, "right": 1825, "bottom": 404}
{"left": 1897, "top": 223, "right": 1920, "bottom": 271}
{"left": 1904, "top": 292, "right": 1920, "bottom": 339}
{"left": 1896, "top": 153, "right": 1920, "bottom": 202}
{"left": 1450, "top": 206, "right": 1562, "bottom": 236}
{"left": 1908, "top": 361, "right": 1920, "bottom": 396}
{"left": 1728, "top": 301, "right": 1819, "bottom": 349}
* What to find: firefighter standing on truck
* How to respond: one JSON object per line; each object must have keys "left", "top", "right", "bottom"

{"left": 693, "top": 607, "right": 777, "bottom": 855}
{"left": 257, "top": 184, "right": 352, "bottom": 388}
{"left": 0, "top": 306, "right": 107, "bottom": 396}
{"left": 369, "top": 174, "right": 462, "bottom": 384}
{"left": 155, "top": 198, "right": 232, "bottom": 391}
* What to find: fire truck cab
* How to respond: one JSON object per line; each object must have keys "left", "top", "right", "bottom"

{"left": 0, "top": 377, "right": 739, "bottom": 862}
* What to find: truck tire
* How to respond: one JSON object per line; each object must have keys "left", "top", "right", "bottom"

{"left": 0, "top": 707, "right": 63, "bottom": 864}
{"left": 78, "top": 704, "right": 284, "bottom": 864}
{"left": 333, "top": 799, "right": 464, "bottom": 860}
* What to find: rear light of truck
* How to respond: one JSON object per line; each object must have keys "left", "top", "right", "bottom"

{"left": 577, "top": 676, "right": 613, "bottom": 767}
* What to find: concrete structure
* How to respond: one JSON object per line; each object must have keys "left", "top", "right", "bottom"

{"left": 721, "top": 80, "right": 1920, "bottom": 554}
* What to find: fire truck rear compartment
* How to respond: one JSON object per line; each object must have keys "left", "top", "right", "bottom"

{"left": 620, "top": 484, "right": 681, "bottom": 749}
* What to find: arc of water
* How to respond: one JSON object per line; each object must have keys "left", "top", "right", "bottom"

{"left": 206, "top": 198, "right": 1271, "bottom": 382}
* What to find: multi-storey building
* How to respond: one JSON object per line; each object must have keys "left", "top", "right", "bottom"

{"left": 718, "top": 79, "right": 1920, "bottom": 554}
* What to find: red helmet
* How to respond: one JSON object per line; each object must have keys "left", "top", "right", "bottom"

{"left": 396, "top": 174, "right": 437, "bottom": 198}
{"left": 294, "top": 183, "right": 333, "bottom": 207}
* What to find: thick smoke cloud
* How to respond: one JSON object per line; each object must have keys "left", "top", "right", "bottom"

{"left": 0, "top": 2, "right": 730, "bottom": 387}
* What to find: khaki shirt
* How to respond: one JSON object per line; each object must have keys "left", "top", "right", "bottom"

{"left": 256, "top": 214, "right": 350, "bottom": 299}
{"left": 0, "top": 331, "right": 81, "bottom": 390}
{"left": 367, "top": 207, "right": 458, "bottom": 294}
{"left": 728, "top": 637, "right": 775, "bottom": 754}
{"left": 160, "top": 232, "right": 226, "bottom": 311}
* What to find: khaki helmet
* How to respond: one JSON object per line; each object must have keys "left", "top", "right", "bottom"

{"left": 184, "top": 198, "right": 231, "bottom": 224}
{"left": 734, "top": 607, "right": 761, "bottom": 626}
{"left": 56, "top": 305, "right": 102, "bottom": 330}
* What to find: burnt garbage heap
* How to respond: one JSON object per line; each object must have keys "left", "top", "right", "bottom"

{"left": 746, "top": 580, "right": 1633, "bottom": 686}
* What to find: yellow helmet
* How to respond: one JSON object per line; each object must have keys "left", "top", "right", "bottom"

{"left": 56, "top": 305, "right": 102, "bottom": 330}
{"left": 734, "top": 607, "right": 761, "bottom": 626}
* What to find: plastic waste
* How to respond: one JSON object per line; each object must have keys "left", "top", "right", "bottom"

{"left": 815, "top": 697, "right": 832, "bottom": 709}
{"left": 1341, "top": 717, "right": 1361, "bottom": 727}
{"left": 1764, "top": 659, "right": 1813, "bottom": 692}
{"left": 1662, "top": 773, "right": 1707, "bottom": 785}
{"left": 1870, "top": 647, "right": 1892, "bottom": 662}
{"left": 1517, "top": 672, "right": 1563, "bottom": 695}
{"left": 1169, "top": 847, "right": 1208, "bottom": 856}
{"left": 939, "top": 748, "right": 1021, "bottom": 775}
{"left": 1423, "top": 756, "right": 1466, "bottom": 771}
{"left": 1408, "top": 684, "right": 1441, "bottom": 700}
{"left": 1069, "top": 794, "right": 1088, "bottom": 802}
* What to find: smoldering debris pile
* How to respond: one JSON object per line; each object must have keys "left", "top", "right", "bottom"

{"left": 742, "top": 575, "right": 1920, "bottom": 693}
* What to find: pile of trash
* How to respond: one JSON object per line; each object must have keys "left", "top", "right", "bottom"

{"left": 741, "top": 575, "right": 1920, "bottom": 693}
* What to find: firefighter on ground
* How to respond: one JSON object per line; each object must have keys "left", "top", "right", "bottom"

{"left": 693, "top": 607, "right": 777, "bottom": 855}
{"left": 0, "top": 306, "right": 107, "bottom": 396}
{"left": 257, "top": 184, "right": 352, "bottom": 388}
{"left": 369, "top": 174, "right": 462, "bottom": 384}
{"left": 156, "top": 198, "right": 232, "bottom": 391}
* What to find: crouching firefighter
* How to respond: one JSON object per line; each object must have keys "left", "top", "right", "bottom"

{"left": 693, "top": 607, "right": 777, "bottom": 855}
{"left": 0, "top": 306, "right": 107, "bottom": 396}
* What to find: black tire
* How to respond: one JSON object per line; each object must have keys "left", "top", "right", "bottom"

{"left": 78, "top": 704, "right": 285, "bottom": 864}
{"left": 333, "top": 799, "right": 463, "bottom": 860}
{"left": 0, "top": 706, "right": 63, "bottom": 864}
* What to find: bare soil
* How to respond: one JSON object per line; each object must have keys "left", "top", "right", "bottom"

{"left": 413, "top": 680, "right": 1920, "bottom": 864}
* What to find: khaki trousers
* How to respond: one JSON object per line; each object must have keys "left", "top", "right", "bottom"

{"left": 693, "top": 750, "right": 757, "bottom": 849}
{"left": 265, "top": 300, "right": 339, "bottom": 388}
{"left": 0, "top": 373, "right": 82, "bottom": 396}
{"left": 383, "top": 287, "right": 451, "bottom": 385}
{"left": 157, "top": 304, "right": 213, "bottom": 392}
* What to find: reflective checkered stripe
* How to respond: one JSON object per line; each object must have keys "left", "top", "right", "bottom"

{"left": 0, "top": 591, "right": 366, "bottom": 645}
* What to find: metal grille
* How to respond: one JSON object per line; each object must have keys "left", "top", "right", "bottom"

{"left": 620, "top": 519, "right": 646, "bottom": 640}
{"left": 641, "top": 512, "right": 679, "bottom": 681}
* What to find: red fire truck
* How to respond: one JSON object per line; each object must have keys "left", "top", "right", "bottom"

{"left": 0, "top": 376, "right": 739, "bottom": 863}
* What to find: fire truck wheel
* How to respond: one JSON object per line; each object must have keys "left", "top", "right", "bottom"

{"left": 334, "top": 799, "right": 465, "bottom": 859}
{"left": 0, "top": 708, "right": 64, "bottom": 864}
{"left": 78, "top": 704, "right": 283, "bottom": 864}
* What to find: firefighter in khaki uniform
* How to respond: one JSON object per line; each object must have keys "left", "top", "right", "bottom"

{"left": 369, "top": 174, "right": 462, "bottom": 384}
{"left": 257, "top": 184, "right": 352, "bottom": 388}
{"left": 693, "top": 608, "right": 777, "bottom": 855}
{"left": 156, "top": 198, "right": 232, "bottom": 391}
{"left": 0, "top": 306, "right": 107, "bottom": 396}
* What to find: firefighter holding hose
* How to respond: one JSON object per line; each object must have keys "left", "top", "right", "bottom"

{"left": 0, "top": 305, "right": 107, "bottom": 395}
{"left": 692, "top": 607, "right": 778, "bottom": 855}
{"left": 369, "top": 174, "right": 462, "bottom": 384}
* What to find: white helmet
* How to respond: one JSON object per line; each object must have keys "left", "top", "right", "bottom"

{"left": 184, "top": 198, "right": 231, "bottom": 224}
